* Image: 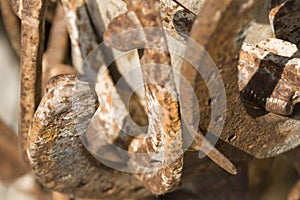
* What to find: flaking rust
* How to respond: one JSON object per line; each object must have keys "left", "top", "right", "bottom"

{"left": 180, "top": 0, "right": 300, "bottom": 159}
{"left": 42, "top": 4, "right": 75, "bottom": 91}
{"left": 268, "top": 0, "right": 300, "bottom": 46}
{"left": 27, "top": 75, "right": 149, "bottom": 199}
{"left": 105, "top": 0, "right": 184, "bottom": 195}
{"left": 61, "top": 0, "right": 99, "bottom": 71}
{"left": 17, "top": 0, "right": 47, "bottom": 167}
{"left": 238, "top": 38, "right": 300, "bottom": 116}
{"left": 104, "top": 0, "right": 237, "bottom": 195}
{"left": 9, "top": 0, "right": 300, "bottom": 198}
{"left": 239, "top": 0, "right": 300, "bottom": 116}
{"left": 25, "top": 0, "right": 150, "bottom": 198}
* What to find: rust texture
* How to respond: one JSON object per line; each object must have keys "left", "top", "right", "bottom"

{"left": 179, "top": 0, "right": 299, "bottom": 159}
{"left": 19, "top": 0, "right": 47, "bottom": 167}
{"left": 2, "top": 0, "right": 300, "bottom": 198}
{"left": 104, "top": 0, "right": 184, "bottom": 194}
{"left": 238, "top": 38, "right": 300, "bottom": 116}
{"left": 160, "top": 0, "right": 192, "bottom": 41}
{"left": 104, "top": 0, "right": 237, "bottom": 195}
{"left": 172, "top": 0, "right": 204, "bottom": 15}
{"left": 103, "top": 0, "right": 184, "bottom": 195}
{"left": 269, "top": 0, "right": 300, "bottom": 46}
{"left": 10, "top": 0, "right": 21, "bottom": 18}
{"left": 43, "top": 4, "right": 69, "bottom": 68}
{"left": 27, "top": 74, "right": 149, "bottom": 198}
{"left": 191, "top": 131, "right": 237, "bottom": 175}
{"left": 61, "top": 0, "right": 99, "bottom": 71}
{"left": 126, "top": 0, "right": 183, "bottom": 195}
{"left": 42, "top": 4, "right": 75, "bottom": 90}
{"left": 27, "top": 0, "right": 149, "bottom": 198}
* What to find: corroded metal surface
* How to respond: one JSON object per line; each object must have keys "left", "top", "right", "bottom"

{"left": 4, "top": 0, "right": 300, "bottom": 198}
{"left": 269, "top": 0, "right": 300, "bottom": 46}
{"left": 18, "top": 0, "right": 46, "bottom": 166}
{"left": 104, "top": 0, "right": 237, "bottom": 194}
{"left": 27, "top": 74, "right": 148, "bottom": 198}
{"left": 172, "top": 0, "right": 205, "bottom": 15}
{"left": 238, "top": 38, "right": 300, "bottom": 116}
{"left": 104, "top": 0, "right": 184, "bottom": 194}
{"left": 61, "top": 0, "right": 98, "bottom": 71}
{"left": 26, "top": 0, "right": 149, "bottom": 197}
{"left": 181, "top": 0, "right": 300, "bottom": 159}
{"left": 160, "top": 0, "right": 193, "bottom": 41}
{"left": 42, "top": 4, "right": 75, "bottom": 91}
{"left": 132, "top": 34, "right": 184, "bottom": 195}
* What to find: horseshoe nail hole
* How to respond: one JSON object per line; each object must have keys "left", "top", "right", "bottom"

{"left": 150, "top": 159, "right": 162, "bottom": 168}
{"left": 208, "top": 96, "right": 219, "bottom": 106}
{"left": 173, "top": 10, "right": 195, "bottom": 38}
{"left": 77, "top": 181, "right": 87, "bottom": 188}
{"left": 137, "top": 49, "right": 144, "bottom": 58}
{"left": 227, "top": 134, "right": 236, "bottom": 142}
{"left": 150, "top": 159, "right": 162, "bottom": 164}
{"left": 208, "top": 98, "right": 211, "bottom": 105}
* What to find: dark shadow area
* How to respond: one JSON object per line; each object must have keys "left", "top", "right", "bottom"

{"left": 241, "top": 52, "right": 288, "bottom": 117}
{"left": 241, "top": 50, "right": 300, "bottom": 118}
{"left": 272, "top": 0, "right": 300, "bottom": 47}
